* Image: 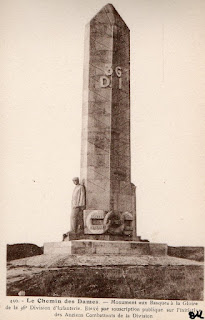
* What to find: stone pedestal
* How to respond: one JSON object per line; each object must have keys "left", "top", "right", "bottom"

{"left": 44, "top": 240, "right": 167, "bottom": 256}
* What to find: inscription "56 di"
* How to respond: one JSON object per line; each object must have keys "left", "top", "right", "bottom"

{"left": 100, "top": 65, "right": 122, "bottom": 89}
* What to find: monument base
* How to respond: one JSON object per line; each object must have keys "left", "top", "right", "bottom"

{"left": 7, "top": 246, "right": 203, "bottom": 300}
{"left": 44, "top": 240, "right": 167, "bottom": 256}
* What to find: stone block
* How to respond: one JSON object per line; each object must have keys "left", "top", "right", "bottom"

{"left": 85, "top": 190, "right": 110, "bottom": 211}
{"left": 71, "top": 241, "right": 94, "bottom": 254}
{"left": 130, "top": 242, "right": 150, "bottom": 255}
{"left": 120, "top": 181, "right": 132, "bottom": 195}
{"left": 44, "top": 241, "right": 168, "bottom": 257}
{"left": 44, "top": 242, "right": 72, "bottom": 255}
{"left": 149, "top": 243, "right": 168, "bottom": 256}
{"left": 96, "top": 246, "right": 120, "bottom": 255}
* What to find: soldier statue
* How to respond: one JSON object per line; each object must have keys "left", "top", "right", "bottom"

{"left": 70, "top": 177, "right": 85, "bottom": 234}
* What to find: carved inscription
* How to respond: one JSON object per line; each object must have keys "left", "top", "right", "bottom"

{"left": 100, "top": 65, "right": 122, "bottom": 89}
{"left": 83, "top": 210, "right": 106, "bottom": 234}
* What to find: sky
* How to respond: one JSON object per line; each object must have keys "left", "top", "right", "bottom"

{"left": 1, "top": 0, "right": 205, "bottom": 247}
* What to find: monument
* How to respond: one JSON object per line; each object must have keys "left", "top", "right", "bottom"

{"left": 80, "top": 2, "right": 136, "bottom": 240}
{"left": 6, "top": 3, "right": 204, "bottom": 302}
{"left": 44, "top": 3, "right": 167, "bottom": 255}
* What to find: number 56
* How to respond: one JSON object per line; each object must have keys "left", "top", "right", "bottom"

{"left": 105, "top": 65, "right": 122, "bottom": 77}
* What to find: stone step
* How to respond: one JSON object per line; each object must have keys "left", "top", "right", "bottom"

{"left": 63, "top": 233, "right": 141, "bottom": 242}
{"left": 44, "top": 240, "right": 167, "bottom": 256}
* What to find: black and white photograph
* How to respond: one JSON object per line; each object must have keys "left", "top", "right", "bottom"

{"left": 1, "top": 0, "right": 205, "bottom": 318}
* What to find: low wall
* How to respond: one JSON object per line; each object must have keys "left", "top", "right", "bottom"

{"left": 7, "top": 244, "right": 43, "bottom": 261}
{"left": 168, "top": 246, "right": 204, "bottom": 262}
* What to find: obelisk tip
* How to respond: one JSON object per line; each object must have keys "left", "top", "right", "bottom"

{"left": 90, "top": 3, "right": 129, "bottom": 29}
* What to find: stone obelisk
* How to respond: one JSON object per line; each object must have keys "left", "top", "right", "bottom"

{"left": 80, "top": 4, "right": 137, "bottom": 239}
{"left": 44, "top": 4, "right": 167, "bottom": 256}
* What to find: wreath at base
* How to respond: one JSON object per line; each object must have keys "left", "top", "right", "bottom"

{"left": 103, "top": 211, "right": 126, "bottom": 235}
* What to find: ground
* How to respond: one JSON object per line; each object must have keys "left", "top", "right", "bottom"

{"left": 7, "top": 253, "right": 204, "bottom": 300}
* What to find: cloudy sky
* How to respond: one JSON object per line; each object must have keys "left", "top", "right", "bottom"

{"left": 1, "top": 0, "right": 205, "bottom": 247}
